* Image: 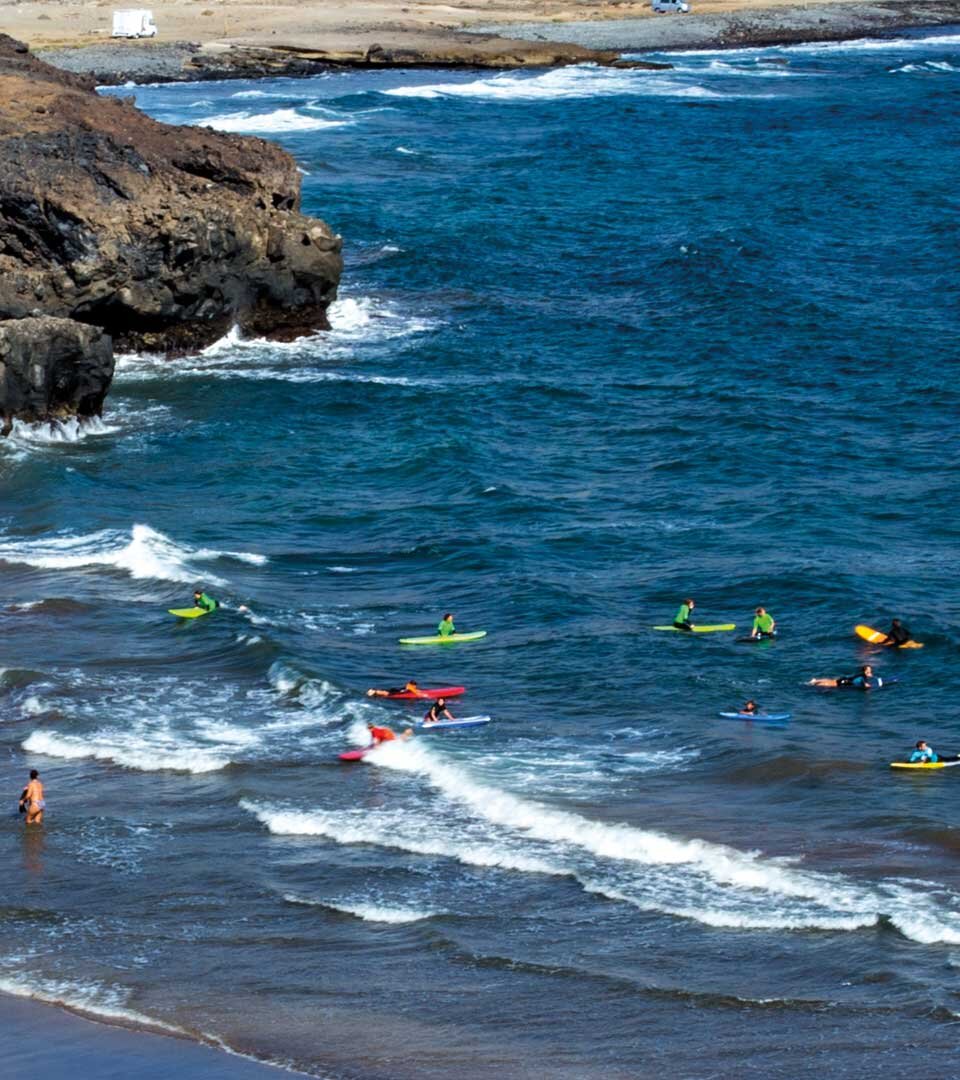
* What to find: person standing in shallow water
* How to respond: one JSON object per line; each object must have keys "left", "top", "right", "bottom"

{"left": 19, "top": 769, "right": 45, "bottom": 825}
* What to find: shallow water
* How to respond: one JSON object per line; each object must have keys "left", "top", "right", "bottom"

{"left": 2, "top": 30, "right": 960, "bottom": 1078}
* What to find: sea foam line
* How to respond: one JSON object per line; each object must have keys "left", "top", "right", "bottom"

{"left": 22, "top": 729, "right": 232, "bottom": 774}
{"left": 0, "top": 523, "right": 264, "bottom": 585}
{"left": 283, "top": 894, "right": 435, "bottom": 923}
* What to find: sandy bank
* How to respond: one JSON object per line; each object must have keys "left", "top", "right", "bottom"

{"left": 17, "top": 0, "right": 960, "bottom": 81}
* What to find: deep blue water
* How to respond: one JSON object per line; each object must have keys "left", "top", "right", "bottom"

{"left": 2, "top": 29, "right": 960, "bottom": 1079}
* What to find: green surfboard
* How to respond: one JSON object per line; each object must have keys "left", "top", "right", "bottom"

{"left": 399, "top": 631, "right": 488, "bottom": 645}
{"left": 652, "top": 624, "right": 736, "bottom": 633}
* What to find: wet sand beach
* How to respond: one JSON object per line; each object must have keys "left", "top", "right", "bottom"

{"left": 1, "top": 993, "right": 289, "bottom": 1079}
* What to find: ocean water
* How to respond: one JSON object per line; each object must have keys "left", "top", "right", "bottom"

{"left": 2, "top": 29, "right": 960, "bottom": 1079}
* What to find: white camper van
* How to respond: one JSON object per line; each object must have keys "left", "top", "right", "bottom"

{"left": 652, "top": 0, "right": 690, "bottom": 10}
{"left": 112, "top": 10, "right": 158, "bottom": 38}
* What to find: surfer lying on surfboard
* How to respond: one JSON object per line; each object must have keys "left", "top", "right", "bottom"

{"left": 194, "top": 589, "right": 219, "bottom": 612}
{"left": 424, "top": 698, "right": 455, "bottom": 725}
{"left": 368, "top": 723, "right": 413, "bottom": 745}
{"left": 368, "top": 681, "right": 423, "bottom": 698}
{"left": 905, "top": 740, "right": 960, "bottom": 764}
{"left": 809, "top": 664, "right": 885, "bottom": 690}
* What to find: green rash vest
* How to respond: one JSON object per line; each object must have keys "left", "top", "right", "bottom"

{"left": 197, "top": 593, "right": 217, "bottom": 612}
{"left": 753, "top": 612, "right": 774, "bottom": 633}
{"left": 437, "top": 619, "right": 455, "bottom": 637}
{"left": 675, "top": 604, "right": 691, "bottom": 624}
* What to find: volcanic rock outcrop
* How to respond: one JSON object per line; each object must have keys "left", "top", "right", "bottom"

{"left": 0, "top": 33, "right": 341, "bottom": 426}
{"left": 0, "top": 316, "right": 113, "bottom": 433}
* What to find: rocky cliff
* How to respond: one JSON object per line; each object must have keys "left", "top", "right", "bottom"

{"left": 0, "top": 316, "right": 113, "bottom": 433}
{"left": 0, "top": 33, "right": 341, "bottom": 426}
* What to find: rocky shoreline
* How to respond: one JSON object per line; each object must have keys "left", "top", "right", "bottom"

{"left": 0, "top": 34, "right": 341, "bottom": 431}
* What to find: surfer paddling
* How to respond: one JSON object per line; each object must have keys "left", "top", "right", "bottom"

{"left": 367, "top": 723, "right": 413, "bottom": 744}
{"left": 907, "top": 740, "right": 959, "bottom": 763}
{"left": 367, "top": 681, "right": 424, "bottom": 698}
{"left": 193, "top": 588, "right": 219, "bottom": 613}
{"left": 809, "top": 664, "right": 885, "bottom": 690}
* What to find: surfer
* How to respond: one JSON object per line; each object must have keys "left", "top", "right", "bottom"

{"left": 882, "top": 619, "right": 912, "bottom": 647}
{"left": 673, "top": 598, "right": 695, "bottom": 631}
{"left": 809, "top": 664, "right": 882, "bottom": 690}
{"left": 367, "top": 681, "right": 423, "bottom": 698}
{"left": 741, "top": 699, "right": 760, "bottom": 714}
{"left": 438, "top": 613, "right": 455, "bottom": 638}
{"left": 909, "top": 740, "right": 938, "bottom": 763}
{"left": 193, "top": 589, "right": 219, "bottom": 613}
{"left": 367, "top": 723, "right": 406, "bottom": 744}
{"left": 750, "top": 607, "right": 776, "bottom": 639}
{"left": 908, "top": 740, "right": 959, "bottom": 763}
{"left": 424, "top": 698, "right": 456, "bottom": 725}
{"left": 19, "top": 769, "right": 45, "bottom": 825}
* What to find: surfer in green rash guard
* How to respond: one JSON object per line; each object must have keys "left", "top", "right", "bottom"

{"left": 750, "top": 607, "right": 776, "bottom": 639}
{"left": 673, "top": 598, "right": 695, "bottom": 631}
{"left": 194, "top": 589, "right": 219, "bottom": 612}
{"left": 437, "top": 613, "right": 455, "bottom": 637}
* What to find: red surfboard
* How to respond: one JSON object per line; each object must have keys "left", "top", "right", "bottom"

{"left": 339, "top": 747, "right": 372, "bottom": 761}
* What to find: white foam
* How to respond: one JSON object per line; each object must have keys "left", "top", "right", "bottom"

{"left": 395, "top": 145, "right": 418, "bottom": 154}
{"left": 5, "top": 416, "right": 118, "bottom": 446}
{"left": 284, "top": 894, "right": 434, "bottom": 923}
{"left": 365, "top": 743, "right": 960, "bottom": 944}
{"left": 113, "top": 296, "right": 438, "bottom": 384}
{"left": 0, "top": 523, "right": 262, "bottom": 585}
{"left": 385, "top": 64, "right": 724, "bottom": 102}
{"left": 789, "top": 31, "right": 960, "bottom": 53}
{"left": 0, "top": 972, "right": 182, "bottom": 1034}
{"left": 20, "top": 696, "right": 45, "bottom": 717}
{"left": 23, "top": 729, "right": 231, "bottom": 773}
{"left": 242, "top": 800, "right": 565, "bottom": 876}
{"left": 196, "top": 108, "right": 352, "bottom": 133}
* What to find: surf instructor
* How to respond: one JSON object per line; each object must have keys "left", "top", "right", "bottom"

{"left": 673, "top": 598, "right": 695, "bottom": 632}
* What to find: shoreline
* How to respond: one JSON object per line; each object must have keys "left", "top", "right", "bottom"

{"left": 0, "top": 990, "right": 298, "bottom": 1080}
{"left": 23, "top": 0, "right": 960, "bottom": 83}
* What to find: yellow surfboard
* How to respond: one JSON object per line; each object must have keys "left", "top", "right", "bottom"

{"left": 855, "top": 624, "right": 923, "bottom": 649}
{"left": 890, "top": 761, "right": 959, "bottom": 770}
{"left": 168, "top": 607, "right": 211, "bottom": 619}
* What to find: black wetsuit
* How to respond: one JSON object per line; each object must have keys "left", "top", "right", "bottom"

{"left": 885, "top": 624, "right": 912, "bottom": 646}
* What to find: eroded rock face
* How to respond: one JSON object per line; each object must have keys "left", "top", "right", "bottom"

{"left": 0, "top": 316, "right": 113, "bottom": 433}
{"left": 0, "top": 34, "right": 342, "bottom": 354}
